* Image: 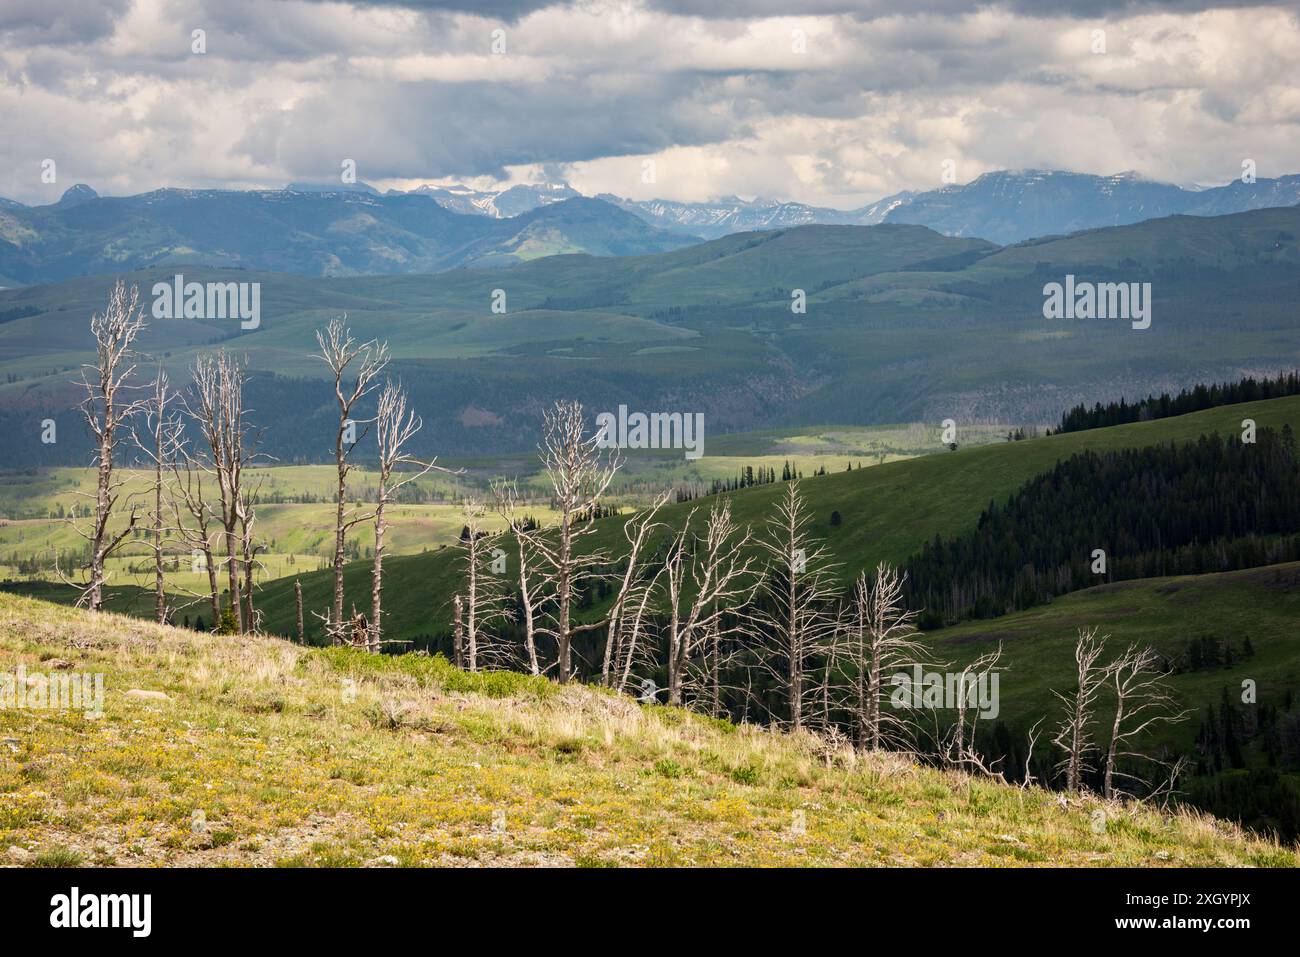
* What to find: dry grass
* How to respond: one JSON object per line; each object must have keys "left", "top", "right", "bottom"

{"left": 0, "top": 593, "right": 1293, "bottom": 868}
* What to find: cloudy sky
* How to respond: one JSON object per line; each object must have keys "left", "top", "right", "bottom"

{"left": 1, "top": 0, "right": 1297, "bottom": 207}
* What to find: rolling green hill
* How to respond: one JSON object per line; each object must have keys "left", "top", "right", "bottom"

{"left": 252, "top": 393, "right": 1300, "bottom": 642}
{"left": 4, "top": 207, "right": 1298, "bottom": 464}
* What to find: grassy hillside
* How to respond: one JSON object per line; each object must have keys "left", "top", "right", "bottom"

{"left": 0, "top": 593, "right": 1289, "bottom": 867}
{"left": 5, "top": 207, "right": 1299, "bottom": 463}
{"left": 933, "top": 563, "right": 1300, "bottom": 748}
{"left": 253, "top": 393, "right": 1300, "bottom": 643}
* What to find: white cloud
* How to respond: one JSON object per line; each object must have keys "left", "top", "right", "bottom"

{"left": 0, "top": 0, "right": 1296, "bottom": 205}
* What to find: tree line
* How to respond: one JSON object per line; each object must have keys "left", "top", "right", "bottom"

{"left": 904, "top": 427, "right": 1300, "bottom": 626}
{"left": 1053, "top": 370, "right": 1300, "bottom": 434}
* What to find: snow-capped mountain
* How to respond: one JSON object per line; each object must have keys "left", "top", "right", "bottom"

{"left": 597, "top": 194, "right": 860, "bottom": 238}
{"left": 392, "top": 182, "right": 580, "bottom": 218}
{"left": 398, "top": 171, "right": 1300, "bottom": 244}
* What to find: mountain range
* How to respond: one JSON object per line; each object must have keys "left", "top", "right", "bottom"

{"left": 0, "top": 187, "right": 693, "bottom": 286}
{"left": 3, "top": 168, "right": 1299, "bottom": 287}
{"left": 283, "top": 168, "right": 1300, "bottom": 243}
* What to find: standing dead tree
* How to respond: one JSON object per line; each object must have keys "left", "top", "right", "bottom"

{"left": 188, "top": 351, "right": 256, "bottom": 632}
{"left": 661, "top": 500, "right": 757, "bottom": 708}
{"left": 315, "top": 318, "right": 388, "bottom": 637}
{"left": 238, "top": 471, "right": 268, "bottom": 631}
{"left": 849, "top": 562, "right": 927, "bottom": 751}
{"left": 64, "top": 280, "right": 147, "bottom": 610}
{"left": 1052, "top": 626, "right": 1111, "bottom": 792}
{"left": 1102, "top": 644, "right": 1189, "bottom": 800}
{"left": 371, "top": 379, "right": 453, "bottom": 652}
{"left": 533, "top": 400, "right": 619, "bottom": 684}
{"left": 455, "top": 502, "right": 512, "bottom": 670}
{"left": 131, "top": 365, "right": 184, "bottom": 624}
{"left": 749, "top": 482, "right": 840, "bottom": 732}
{"left": 168, "top": 437, "right": 221, "bottom": 627}
{"left": 601, "top": 491, "right": 671, "bottom": 691}
{"left": 942, "top": 644, "right": 1004, "bottom": 775}
{"left": 491, "top": 478, "right": 556, "bottom": 676}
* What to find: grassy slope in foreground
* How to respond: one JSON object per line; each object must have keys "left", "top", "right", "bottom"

{"left": 256, "top": 393, "right": 1300, "bottom": 641}
{"left": 0, "top": 593, "right": 1292, "bottom": 867}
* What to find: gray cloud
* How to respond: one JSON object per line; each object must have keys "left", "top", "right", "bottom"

{"left": 0, "top": 0, "right": 1296, "bottom": 208}
{"left": 0, "top": 0, "right": 132, "bottom": 44}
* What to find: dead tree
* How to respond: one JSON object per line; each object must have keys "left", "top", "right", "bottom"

{"left": 850, "top": 562, "right": 927, "bottom": 751}
{"left": 372, "top": 380, "right": 452, "bottom": 652}
{"left": 452, "top": 594, "right": 465, "bottom": 669}
{"left": 455, "top": 502, "right": 511, "bottom": 670}
{"left": 1021, "top": 717, "right": 1046, "bottom": 788}
{"left": 188, "top": 351, "right": 256, "bottom": 632}
{"left": 1102, "top": 644, "right": 1189, "bottom": 800}
{"left": 238, "top": 473, "right": 266, "bottom": 631}
{"left": 1052, "top": 627, "right": 1110, "bottom": 792}
{"left": 944, "top": 644, "right": 1004, "bottom": 774}
{"left": 661, "top": 500, "right": 757, "bottom": 707}
{"left": 749, "top": 482, "right": 839, "bottom": 732}
{"left": 533, "top": 400, "right": 619, "bottom": 683}
{"left": 295, "top": 579, "right": 304, "bottom": 644}
{"left": 131, "top": 365, "right": 184, "bottom": 623}
{"left": 169, "top": 441, "right": 221, "bottom": 625}
{"left": 601, "top": 491, "right": 671, "bottom": 689}
{"left": 491, "top": 478, "right": 556, "bottom": 676}
{"left": 315, "top": 317, "right": 388, "bottom": 634}
{"left": 66, "top": 280, "right": 147, "bottom": 610}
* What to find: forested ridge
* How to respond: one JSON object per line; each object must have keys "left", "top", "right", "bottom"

{"left": 1054, "top": 371, "right": 1300, "bottom": 434}
{"left": 905, "top": 426, "right": 1300, "bottom": 625}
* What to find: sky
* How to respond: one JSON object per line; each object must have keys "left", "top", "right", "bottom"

{"left": 1, "top": 0, "right": 1297, "bottom": 208}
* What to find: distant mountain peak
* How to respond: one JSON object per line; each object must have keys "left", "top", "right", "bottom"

{"left": 57, "top": 184, "right": 98, "bottom": 207}
{"left": 285, "top": 180, "right": 380, "bottom": 196}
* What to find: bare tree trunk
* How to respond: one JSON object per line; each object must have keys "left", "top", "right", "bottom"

{"left": 135, "top": 366, "right": 183, "bottom": 627}
{"left": 710, "top": 622, "right": 721, "bottom": 718}
{"left": 295, "top": 579, "right": 304, "bottom": 644}
{"left": 1053, "top": 627, "right": 1110, "bottom": 793}
{"left": 315, "top": 318, "right": 388, "bottom": 635}
{"left": 204, "top": 543, "right": 219, "bottom": 625}
{"left": 556, "top": 514, "right": 572, "bottom": 682}
{"left": 518, "top": 542, "right": 541, "bottom": 675}
{"left": 189, "top": 351, "right": 258, "bottom": 634}
{"left": 466, "top": 529, "right": 479, "bottom": 670}
{"left": 370, "top": 379, "right": 448, "bottom": 653}
{"left": 1102, "top": 645, "right": 1188, "bottom": 800}
{"left": 240, "top": 513, "right": 257, "bottom": 632}
{"left": 331, "top": 456, "right": 347, "bottom": 632}
{"left": 787, "top": 570, "right": 801, "bottom": 732}
{"left": 536, "top": 401, "right": 620, "bottom": 684}
{"left": 152, "top": 405, "right": 166, "bottom": 623}
{"left": 453, "top": 594, "right": 464, "bottom": 669}
{"left": 69, "top": 280, "right": 146, "bottom": 611}
{"left": 224, "top": 525, "right": 242, "bottom": 631}
{"left": 749, "top": 483, "right": 839, "bottom": 734}
{"left": 371, "top": 497, "right": 385, "bottom": 653}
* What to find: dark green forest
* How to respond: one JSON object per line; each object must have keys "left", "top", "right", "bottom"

{"left": 905, "top": 426, "right": 1300, "bottom": 626}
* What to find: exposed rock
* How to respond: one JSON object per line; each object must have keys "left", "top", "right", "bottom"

{"left": 126, "top": 689, "right": 172, "bottom": 702}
